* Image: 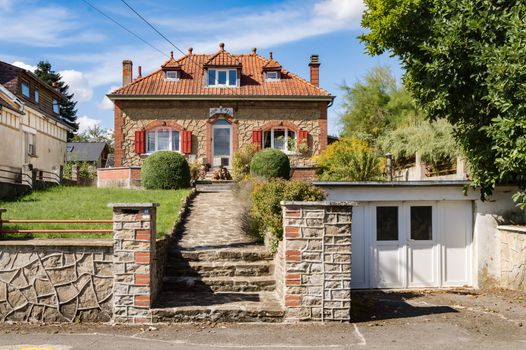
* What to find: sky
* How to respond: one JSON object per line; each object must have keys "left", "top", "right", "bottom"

{"left": 0, "top": 0, "right": 401, "bottom": 136}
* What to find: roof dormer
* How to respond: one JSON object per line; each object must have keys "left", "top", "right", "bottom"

{"left": 205, "top": 43, "right": 241, "bottom": 87}
{"left": 262, "top": 52, "right": 282, "bottom": 81}
{"left": 162, "top": 51, "right": 182, "bottom": 81}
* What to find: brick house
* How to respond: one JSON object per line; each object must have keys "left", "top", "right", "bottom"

{"left": 105, "top": 43, "right": 334, "bottom": 182}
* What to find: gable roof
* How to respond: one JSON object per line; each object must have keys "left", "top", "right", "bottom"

{"left": 66, "top": 142, "right": 108, "bottom": 162}
{"left": 204, "top": 44, "right": 242, "bottom": 67}
{"left": 161, "top": 52, "right": 182, "bottom": 70}
{"left": 109, "top": 46, "right": 333, "bottom": 101}
{"left": 262, "top": 52, "right": 282, "bottom": 71}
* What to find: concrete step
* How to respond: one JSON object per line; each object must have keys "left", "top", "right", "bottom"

{"left": 195, "top": 180, "right": 236, "bottom": 192}
{"left": 169, "top": 247, "right": 273, "bottom": 262}
{"left": 162, "top": 275, "right": 276, "bottom": 293}
{"left": 166, "top": 260, "right": 273, "bottom": 277}
{"left": 152, "top": 291, "right": 284, "bottom": 323}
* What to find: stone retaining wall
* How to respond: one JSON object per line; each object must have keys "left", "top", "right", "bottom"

{"left": 280, "top": 201, "right": 353, "bottom": 322}
{"left": 499, "top": 226, "right": 526, "bottom": 291}
{"left": 0, "top": 240, "right": 113, "bottom": 323}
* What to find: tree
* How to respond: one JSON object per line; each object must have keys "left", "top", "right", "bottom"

{"left": 360, "top": 1, "right": 526, "bottom": 204}
{"left": 71, "top": 124, "right": 114, "bottom": 153}
{"left": 340, "top": 66, "right": 422, "bottom": 140}
{"left": 315, "top": 138, "right": 383, "bottom": 181}
{"left": 34, "top": 61, "right": 78, "bottom": 138}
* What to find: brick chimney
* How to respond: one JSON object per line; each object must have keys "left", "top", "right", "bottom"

{"left": 309, "top": 54, "right": 320, "bottom": 87}
{"left": 122, "top": 60, "right": 133, "bottom": 86}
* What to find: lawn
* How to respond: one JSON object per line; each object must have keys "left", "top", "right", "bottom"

{"left": 0, "top": 186, "right": 192, "bottom": 239}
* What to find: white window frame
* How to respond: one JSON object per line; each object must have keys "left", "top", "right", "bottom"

{"left": 265, "top": 71, "right": 280, "bottom": 81}
{"left": 34, "top": 89, "right": 40, "bottom": 104}
{"left": 146, "top": 127, "right": 181, "bottom": 154}
{"left": 207, "top": 69, "right": 238, "bottom": 87}
{"left": 264, "top": 127, "right": 297, "bottom": 154}
{"left": 164, "top": 71, "right": 179, "bottom": 81}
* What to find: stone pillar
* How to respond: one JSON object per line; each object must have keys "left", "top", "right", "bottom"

{"left": 110, "top": 202, "right": 159, "bottom": 324}
{"left": 281, "top": 201, "right": 353, "bottom": 322}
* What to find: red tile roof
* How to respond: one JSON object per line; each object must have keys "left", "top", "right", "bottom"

{"left": 110, "top": 47, "right": 332, "bottom": 99}
{"left": 161, "top": 52, "right": 182, "bottom": 70}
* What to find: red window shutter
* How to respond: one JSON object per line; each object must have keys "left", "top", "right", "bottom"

{"left": 298, "top": 129, "right": 309, "bottom": 145}
{"left": 252, "top": 129, "right": 262, "bottom": 150}
{"left": 134, "top": 130, "right": 145, "bottom": 154}
{"left": 182, "top": 130, "right": 192, "bottom": 154}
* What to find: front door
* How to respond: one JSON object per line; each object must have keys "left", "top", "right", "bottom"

{"left": 212, "top": 119, "right": 232, "bottom": 167}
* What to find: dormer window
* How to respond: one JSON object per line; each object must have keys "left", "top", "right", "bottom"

{"left": 208, "top": 69, "right": 237, "bottom": 87}
{"left": 165, "top": 71, "right": 179, "bottom": 81}
{"left": 265, "top": 71, "right": 280, "bottom": 81}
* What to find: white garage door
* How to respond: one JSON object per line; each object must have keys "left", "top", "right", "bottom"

{"left": 351, "top": 201, "right": 472, "bottom": 289}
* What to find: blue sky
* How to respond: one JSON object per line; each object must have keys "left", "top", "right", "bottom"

{"left": 0, "top": 0, "right": 401, "bottom": 136}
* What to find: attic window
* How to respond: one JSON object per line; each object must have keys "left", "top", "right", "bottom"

{"left": 208, "top": 69, "right": 237, "bottom": 87}
{"left": 265, "top": 71, "right": 280, "bottom": 81}
{"left": 165, "top": 71, "right": 178, "bottom": 81}
{"left": 21, "top": 81, "right": 30, "bottom": 97}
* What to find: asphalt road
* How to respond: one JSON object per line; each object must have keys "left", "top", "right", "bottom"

{"left": 1, "top": 289, "right": 525, "bottom": 349}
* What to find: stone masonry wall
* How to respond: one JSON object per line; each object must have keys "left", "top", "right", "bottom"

{"left": 111, "top": 203, "right": 158, "bottom": 324}
{"left": 281, "top": 201, "right": 353, "bottom": 322}
{"left": 118, "top": 100, "right": 325, "bottom": 167}
{"left": 0, "top": 241, "right": 113, "bottom": 323}
{"left": 499, "top": 226, "right": 526, "bottom": 291}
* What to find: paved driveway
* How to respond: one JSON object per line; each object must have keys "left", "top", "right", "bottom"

{"left": 0, "top": 289, "right": 525, "bottom": 349}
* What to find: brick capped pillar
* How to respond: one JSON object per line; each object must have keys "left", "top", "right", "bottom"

{"left": 110, "top": 202, "right": 159, "bottom": 324}
{"left": 281, "top": 201, "right": 353, "bottom": 322}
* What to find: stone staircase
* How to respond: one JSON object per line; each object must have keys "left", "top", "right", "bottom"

{"left": 151, "top": 191, "right": 284, "bottom": 323}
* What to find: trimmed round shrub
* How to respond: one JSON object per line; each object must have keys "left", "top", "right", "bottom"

{"left": 141, "top": 151, "right": 191, "bottom": 189}
{"left": 250, "top": 148, "right": 291, "bottom": 180}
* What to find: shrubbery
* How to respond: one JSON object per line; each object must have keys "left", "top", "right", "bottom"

{"left": 315, "top": 138, "right": 383, "bottom": 181}
{"left": 232, "top": 144, "right": 258, "bottom": 180}
{"left": 250, "top": 148, "right": 291, "bottom": 180}
{"left": 250, "top": 178, "right": 326, "bottom": 245}
{"left": 141, "top": 151, "right": 190, "bottom": 189}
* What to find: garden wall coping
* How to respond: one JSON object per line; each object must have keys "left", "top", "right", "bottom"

{"left": 108, "top": 202, "right": 160, "bottom": 208}
{"left": 280, "top": 201, "right": 356, "bottom": 207}
{"left": 0, "top": 239, "right": 113, "bottom": 247}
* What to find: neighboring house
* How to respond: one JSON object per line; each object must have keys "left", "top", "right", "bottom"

{"left": 66, "top": 142, "right": 109, "bottom": 168}
{"left": 0, "top": 60, "right": 71, "bottom": 193}
{"left": 107, "top": 43, "right": 334, "bottom": 180}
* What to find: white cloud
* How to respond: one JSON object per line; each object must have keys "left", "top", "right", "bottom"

{"left": 314, "top": 0, "right": 365, "bottom": 21}
{"left": 12, "top": 61, "right": 37, "bottom": 72}
{"left": 59, "top": 70, "right": 93, "bottom": 102}
{"left": 77, "top": 115, "right": 102, "bottom": 133}
{"left": 98, "top": 85, "right": 120, "bottom": 110}
{"left": 0, "top": 0, "right": 13, "bottom": 11}
{"left": 0, "top": 5, "right": 105, "bottom": 47}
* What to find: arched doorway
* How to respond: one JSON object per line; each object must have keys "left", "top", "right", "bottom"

{"left": 211, "top": 118, "right": 232, "bottom": 167}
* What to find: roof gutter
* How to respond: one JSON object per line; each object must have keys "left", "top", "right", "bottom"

{"left": 107, "top": 94, "right": 335, "bottom": 103}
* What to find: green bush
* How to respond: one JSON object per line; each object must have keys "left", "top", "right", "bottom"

{"left": 250, "top": 148, "right": 291, "bottom": 180}
{"left": 250, "top": 178, "right": 326, "bottom": 243}
{"left": 141, "top": 151, "right": 191, "bottom": 189}
{"left": 232, "top": 144, "right": 258, "bottom": 180}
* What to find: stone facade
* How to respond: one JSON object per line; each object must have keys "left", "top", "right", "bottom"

{"left": 280, "top": 201, "right": 353, "bottom": 322}
{"left": 499, "top": 226, "right": 526, "bottom": 291}
{"left": 111, "top": 203, "right": 159, "bottom": 324}
{"left": 0, "top": 241, "right": 113, "bottom": 323}
{"left": 115, "top": 99, "right": 327, "bottom": 168}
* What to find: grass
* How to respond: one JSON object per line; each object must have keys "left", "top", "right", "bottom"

{"left": 0, "top": 186, "right": 192, "bottom": 239}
